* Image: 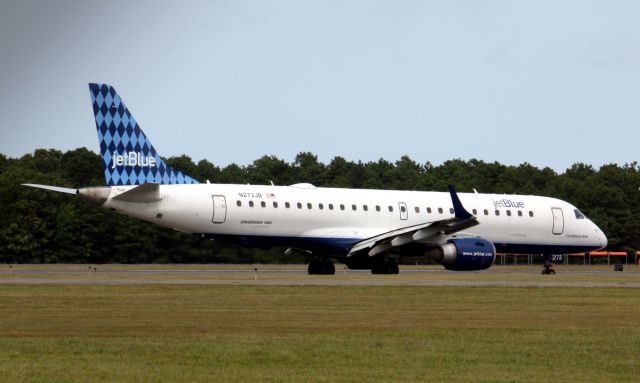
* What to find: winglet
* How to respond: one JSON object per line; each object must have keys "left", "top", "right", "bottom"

{"left": 448, "top": 185, "right": 473, "bottom": 219}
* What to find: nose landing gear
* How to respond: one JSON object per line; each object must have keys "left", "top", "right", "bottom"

{"left": 541, "top": 254, "right": 556, "bottom": 275}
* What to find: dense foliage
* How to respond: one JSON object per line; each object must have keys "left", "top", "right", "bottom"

{"left": 1, "top": 148, "right": 638, "bottom": 263}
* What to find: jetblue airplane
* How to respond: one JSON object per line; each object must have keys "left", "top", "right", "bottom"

{"left": 24, "top": 83, "right": 607, "bottom": 274}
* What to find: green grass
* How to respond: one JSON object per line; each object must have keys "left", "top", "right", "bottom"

{"left": 3, "top": 263, "right": 640, "bottom": 284}
{"left": 1, "top": 283, "right": 639, "bottom": 382}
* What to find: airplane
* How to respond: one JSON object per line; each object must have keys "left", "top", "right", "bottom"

{"left": 24, "top": 83, "right": 608, "bottom": 274}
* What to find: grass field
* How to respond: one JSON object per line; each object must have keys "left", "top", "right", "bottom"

{"left": 1, "top": 266, "right": 639, "bottom": 382}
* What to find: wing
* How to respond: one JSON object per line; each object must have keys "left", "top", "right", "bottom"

{"left": 348, "top": 185, "right": 479, "bottom": 257}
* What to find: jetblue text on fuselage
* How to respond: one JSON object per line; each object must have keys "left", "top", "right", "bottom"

{"left": 492, "top": 199, "right": 525, "bottom": 209}
{"left": 111, "top": 151, "right": 156, "bottom": 169}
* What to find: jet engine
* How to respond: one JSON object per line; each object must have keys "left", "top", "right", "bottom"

{"left": 426, "top": 237, "right": 496, "bottom": 271}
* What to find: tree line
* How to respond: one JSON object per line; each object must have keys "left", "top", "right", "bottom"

{"left": 0, "top": 148, "right": 638, "bottom": 263}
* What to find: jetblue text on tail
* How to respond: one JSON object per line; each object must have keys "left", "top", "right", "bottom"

{"left": 89, "top": 83, "right": 198, "bottom": 186}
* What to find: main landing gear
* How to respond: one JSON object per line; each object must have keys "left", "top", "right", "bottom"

{"left": 371, "top": 258, "right": 399, "bottom": 274}
{"left": 308, "top": 258, "right": 335, "bottom": 275}
{"left": 541, "top": 254, "right": 556, "bottom": 275}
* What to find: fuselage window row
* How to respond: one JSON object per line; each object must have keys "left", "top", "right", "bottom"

{"left": 234, "top": 200, "right": 536, "bottom": 219}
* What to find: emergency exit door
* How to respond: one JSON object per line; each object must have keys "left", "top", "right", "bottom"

{"left": 212, "top": 195, "right": 227, "bottom": 224}
{"left": 399, "top": 202, "right": 408, "bottom": 220}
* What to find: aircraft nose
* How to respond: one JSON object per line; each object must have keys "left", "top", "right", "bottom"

{"left": 594, "top": 223, "right": 607, "bottom": 249}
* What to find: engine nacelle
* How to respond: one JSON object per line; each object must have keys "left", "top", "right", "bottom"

{"left": 427, "top": 237, "right": 496, "bottom": 271}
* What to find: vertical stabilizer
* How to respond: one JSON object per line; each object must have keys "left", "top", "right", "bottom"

{"left": 89, "top": 83, "right": 198, "bottom": 186}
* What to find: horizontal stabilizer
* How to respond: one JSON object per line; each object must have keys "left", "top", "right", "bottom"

{"left": 112, "top": 182, "right": 162, "bottom": 203}
{"left": 22, "top": 184, "right": 78, "bottom": 194}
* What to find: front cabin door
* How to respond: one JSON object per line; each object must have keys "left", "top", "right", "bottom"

{"left": 551, "top": 207, "right": 564, "bottom": 235}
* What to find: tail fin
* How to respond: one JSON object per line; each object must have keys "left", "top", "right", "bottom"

{"left": 89, "top": 83, "right": 198, "bottom": 186}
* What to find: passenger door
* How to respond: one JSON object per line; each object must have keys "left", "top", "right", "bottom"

{"left": 212, "top": 195, "right": 227, "bottom": 224}
{"left": 551, "top": 207, "right": 564, "bottom": 235}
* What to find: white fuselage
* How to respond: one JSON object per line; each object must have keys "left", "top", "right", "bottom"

{"left": 103, "top": 183, "right": 607, "bottom": 257}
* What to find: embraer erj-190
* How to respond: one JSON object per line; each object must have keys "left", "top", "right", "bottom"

{"left": 24, "top": 84, "right": 607, "bottom": 274}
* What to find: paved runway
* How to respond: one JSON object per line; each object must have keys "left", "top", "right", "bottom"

{"left": 1, "top": 266, "right": 639, "bottom": 287}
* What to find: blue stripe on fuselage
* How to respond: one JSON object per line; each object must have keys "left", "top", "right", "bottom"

{"left": 198, "top": 234, "right": 602, "bottom": 256}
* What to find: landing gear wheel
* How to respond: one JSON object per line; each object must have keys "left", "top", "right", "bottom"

{"left": 308, "top": 259, "right": 335, "bottom": 275}
{"left": 541, "top": 254, "right": 555, "bottom": 275}
{"left": 323, "top": 261, "right": 335, "bottom": 275}
{"left": 371, "top": 259, "right": 399, "bottom": 274}
{"left": 308, "top": 260, "right": 321, "bottom": 275}
{"left": 541, "top": 264, "right": 555, "bottom": 275}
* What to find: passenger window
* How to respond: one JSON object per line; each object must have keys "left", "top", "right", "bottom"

{"left": 249, "top": 201, "right": 254, "bottom": 207}
{"left": 449, "top": 208, "right": 454, "bottom": 214}
{"left": 375, "top": 205, "right": 381, "bottom": 212}
{"left": 285, "top": 202, "right": 290, "bottom": 208}
{"left": 506, "top": 210, "right": 511, "bottom": 216}
{"left": 363, "top": 205, "right": 368, "bottom": 211}
{"left": 472, "top": 209, "right": 477, "bottom": 215}
{"left": 574, "top": 209, "right": 585, "bottom": 219}
{"left": 415, "top": 206, "right": 420, "bottom": 213}
{"left": 319, "top": 203, "right": 324, "bottom": 210}
{"left": 307, "top": 203, "right": 312, "bottom": 209}
{"left": 529, "top": 211, "right": 534, "bottom": 217}
{"left": 340, "top": 204, "right": 345, "bottom": 211}
{"left": 517, "top": 210, "right": 522, "bottom": 217}
{"left": 352, "top": 204, "right": 357, "bottom": 211}
{"left": 401, "top": 205, "right": 406, "bottom": 213}
{"left": 329, "top": 203, "right": 334, "bottom": 210}
{"left": 483, "top": 209, "right": 488, "bottom": 215}
{"left": 495, "top": 210, "right": 500, "bottom": 216}
{"left": 388, "top": 206, "right": 394, "bottom": 212}
{"left": 261, "top": 201, "right": 266, "bottom": 208}
{"left": 427, "top": 207, "right": 432, "bottom": 214}
{"left": 236, "top": 200, "right": 242, "bottom": 207}
{"left": 297, "top": 202, "right": 302, "bottom": 209}
{"left": 273, "top": 202, "right": 278, "bottom": 208}
{"left": 438, "top": 207, "right": 443, "bottom": 214}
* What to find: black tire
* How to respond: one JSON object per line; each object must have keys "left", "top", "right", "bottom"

{"left": 371, "top": 260, "right": 399, "bottom": 274}
{"left": 324, "top": 261, "right": 335, "bottom": 275}
{"left": 308, "top": 260, "right": 320, "bottom": 275}
{"left": 549, "top": 269, "right": 556, "bottom": 275}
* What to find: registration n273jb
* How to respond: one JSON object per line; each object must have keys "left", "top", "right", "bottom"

{"left": 25, "top": 84, "right": 607, "bottom": 274}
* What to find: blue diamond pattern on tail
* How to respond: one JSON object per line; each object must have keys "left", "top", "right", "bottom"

{"left": 89, "top": 83, "right": 199, "bottom": 186}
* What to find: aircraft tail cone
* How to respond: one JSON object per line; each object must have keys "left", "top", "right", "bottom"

{"left": 78, "top": 187, "right": 111, "bottom": 205}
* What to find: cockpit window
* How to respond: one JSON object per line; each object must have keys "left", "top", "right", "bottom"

{"left": 574, "top": 209, "right": 585, "bottom": 219}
